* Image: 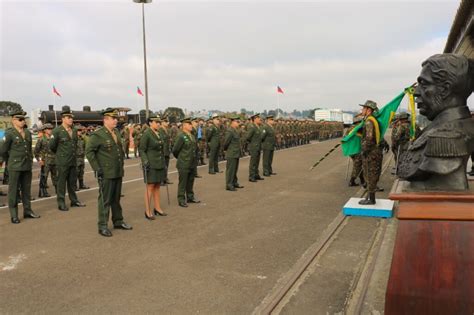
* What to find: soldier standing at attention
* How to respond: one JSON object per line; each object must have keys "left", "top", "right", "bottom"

{"left": 245, "top": 113, "right": 264, "bottom": 182}
{"left": 49, "top": 108, "right": 86, "bottom": 211}
{"left": 206, "top": 114, "right": 221, "bottom": 174}
{"left": 159, "top": 116, "right": 173, "bottom": 184}
{"left": 358, "top": 100, "right": 382, "bottom": 205}
{"left": 121, "top": 123, "right": 130, "bottom": 159}
{"left": 34, "top": 123, "right": 56, "bottom": 197}
{"left": 133, "top": 124, "right": 142, "bottom": 158}
{"left": 262, "top": 115, "right": 277, "bottom": 177}
{"left": 0, "top": 110, "right": 40, "bottom": 223}
{"left": 140, "top": 114, "right": 167, "bottom": 220}
{"left": 172, "top": 117, "right": 201, "bottom": 208}
{"left": 76, "top": 125, "right": 89, "bottom": 191}
{"left": 223, "top": 115, "right": 244, "bottom": 191}
{"left": 86, "top": 108, "right": 132, "bottom": 237}
{"left": 392, "top": 112, "right": 411, "bottom": 166}
{"left": 191, "top": 118, "right": 202, "bottom": 178}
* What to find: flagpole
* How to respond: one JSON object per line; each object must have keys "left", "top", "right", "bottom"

{"left": 53, "top": 93, "right": 58, "bottom": 127}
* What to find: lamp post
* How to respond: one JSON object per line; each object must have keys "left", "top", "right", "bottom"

{"left": 133, "top": 0, "right": 152, "bottom": 120}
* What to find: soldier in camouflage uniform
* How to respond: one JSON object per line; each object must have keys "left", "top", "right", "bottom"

{"left": 245, "top": 113, "right": 264, "bottom": 182}
{"left": 197, "top": 118, "right": 206, "bottom": 166}
{"left": 76, "top": 125, "right": 89, "bottom": 190}
{"left": 206, "top": 114, "right": 222, "bottom": 174}
{"left": 34, "top": 123, "right": 56, "bottom": 197}
{"left": 392, "top": 112, "right": 411, "bottom": 166}
{"left": 358, "top": 100, "right": 382, "bottom": 205}
{"left": 191, "top": 118, "right": 202, "bottom": 178}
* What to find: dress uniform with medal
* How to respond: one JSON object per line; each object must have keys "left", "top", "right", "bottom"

{"left": 85, "top": 108, "right": 132, "bottom": 237}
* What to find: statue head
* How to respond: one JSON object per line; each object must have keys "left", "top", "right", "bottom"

{"left": 414, "top": 54, "right": 474, "bottom": 121}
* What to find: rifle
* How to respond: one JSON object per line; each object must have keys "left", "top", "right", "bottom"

{"left": 309, "top": 143, "right": 341, "bottom": 171}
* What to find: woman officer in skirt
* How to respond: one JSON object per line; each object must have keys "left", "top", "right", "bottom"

{"left": 139, "top": 114, "right": 168, "bottom": 220}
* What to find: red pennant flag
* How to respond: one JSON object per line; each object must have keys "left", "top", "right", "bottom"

{"left": 137, "top": 86, "right": 144, "bottom": 96}
{"left": 277, "top": 86, "right": 284, "bottom": 94}
{"left": 53, "top": 85, "right": 61, "bottom": 97}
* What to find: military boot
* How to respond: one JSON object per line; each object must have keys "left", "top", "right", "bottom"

{"left": 359, "top": 192, "right": 376, "bottom": 205}
{"left": 348, "top": 178, "right": 357, "bottom": 187}
{"left": 42, "top": 188, "right": 51, "bottom": 198}
{"left": 38, "top": 187, "right": 44, "bottom": 198}
{"left": 79, "top": 180, "right": 89, "bottom": 190}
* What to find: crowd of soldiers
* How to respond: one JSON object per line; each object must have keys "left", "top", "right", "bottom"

{"left": 0, "top": 108, "right": 344, "bottom": 236}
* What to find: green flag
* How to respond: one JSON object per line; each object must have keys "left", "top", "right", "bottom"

{"left": 341, "top": 91, "right": 406, "bottom": 157}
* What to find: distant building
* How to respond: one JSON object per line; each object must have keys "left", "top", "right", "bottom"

{"left": 444, "top": 0, "right": 473, "bottom": 57}
{"left": 314, "top": 109, "right": 353, "bottom": 125}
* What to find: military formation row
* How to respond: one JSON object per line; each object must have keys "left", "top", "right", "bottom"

{"left": 0, "top": 109, "right": 341, "bottom": 237}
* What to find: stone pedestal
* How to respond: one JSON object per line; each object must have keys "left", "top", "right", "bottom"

{"left": 385, "top": 180, "right": 474, "bottom": 315}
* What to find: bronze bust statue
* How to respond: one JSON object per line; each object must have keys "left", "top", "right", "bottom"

{"left": 398, "top": 54, "right": 474, "bottom": 191}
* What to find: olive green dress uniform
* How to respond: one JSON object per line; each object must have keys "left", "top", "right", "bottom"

{"left": 159, "top": 124, "right": 171, "bottom": 183}
{"left": 76, "top": 131, "right": 88, "bottom": 190}
{"left": 262, "top": 121, "right": 276, "bottom": 176}
{"left": 49, "top": 124, "right": 81, "bottom": 209}
{"left": 34, "top": 130, "right": 57, "bottom": 193}
{"left": 172, "top": 129, "right": 197, "bottom": 204}
{"left": 245, "top": 118, "right": 263, "bottom": 181}
{"left": 223, "top": 122, "right": 241, "bottom": 190}
{"left": 86, "top": 125, "right": 126, "bottom": 230}
{"left": 206, "top": 122, "right": 220, "bottom": 173}
{"left": 139, "top": 127, "right": 166, "bottom": 184}
{"left": 1, "top": 126, "right": 36, "bottom": 220}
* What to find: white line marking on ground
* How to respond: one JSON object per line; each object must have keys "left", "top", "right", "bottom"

{"left": 0, "top": 254, "right": 27, "bottom": 272}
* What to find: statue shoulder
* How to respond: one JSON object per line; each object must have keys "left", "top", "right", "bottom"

{"left": 425, "top": 129, "right": 469, "bottom": 158}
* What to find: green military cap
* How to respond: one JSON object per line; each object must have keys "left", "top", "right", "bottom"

{"left": 250, "top": 113, "right": 260, "bottom": 119}
{"left": 228, "top": 114, "right": 240, "bottom": 121}
{"left": 61, "top": 107, "right": 74, "bottom": 117}
{"left": 42, "top": 123, "right": 54, "bottom": 130}
{"left": 181, "top": 117, "right": 192, "bottom": 124}
{"left": 161, "top": 115, "right": 169, "bottom": 122}
{"left": 148, "top": 113, "right": 161, "bottom": 122}
{"left": 266, "top": 115, "right": 274, "bottom": 120}
{"left": 359, "top": 100, "right": 378, "bottom": 111}
{"left": 101, "top": 107, "right": 119, "bottom": 118}
{"left": 398, "top": 112, "right": 410, "bottom": 120}
{"left": 10, "top": 109, "right": 27, "bottom": 118}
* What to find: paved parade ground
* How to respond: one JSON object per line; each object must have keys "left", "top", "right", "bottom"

{"left": 0, "top": 139, "right": 394, "bottom": 314}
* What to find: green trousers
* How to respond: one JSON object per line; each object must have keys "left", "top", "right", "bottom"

{"left": 248, "top": 151, "right": 261, "bottom": 180}
{"left": 97, "top": 178, "right": 124, "bottom": 229}
{"left": 56, "top": 165, "right": 79, "bottom": 208}
{"left": 177, "top": 167, "right": 195, "bottom": 203}
{"left": 262, "top": 149, "right": 274, "bottom": 175}
{"left": 209, "top": 145, "right": 220, "bottom": 172}
{"left": 8, "top": 170, "right": 33, "bottom": 218}
{"left": 225, "top": 158, "right": 239, "bottom": 189}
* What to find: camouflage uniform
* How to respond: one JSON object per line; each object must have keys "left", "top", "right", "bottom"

{"left": 133, "top": 126, "right": 142, "bottom": 158}
{"left": 121, "top": 125, "right": 130, "bottom": 159}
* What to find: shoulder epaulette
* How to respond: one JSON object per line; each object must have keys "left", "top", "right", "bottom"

{"left": 425, "top": 130, "right": 468, "bottom": 157}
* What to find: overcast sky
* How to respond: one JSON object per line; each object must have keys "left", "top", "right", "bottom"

{"left": 1, "top": 0, "right": 470, "bottom": 114}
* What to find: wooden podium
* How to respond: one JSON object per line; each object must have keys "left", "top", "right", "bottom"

{"left": 385, "top": 180, "right": 474, "bottom": 315}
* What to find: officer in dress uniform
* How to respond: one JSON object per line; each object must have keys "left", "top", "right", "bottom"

{"left": 245, "top": 113, "right": 264, "bottom": 182}
{"left": 262, "top": 115, "right": 277, "bottom": 177}
{"left": 172, "top": 117, "right": 201, "bottom": 207}
{"left": 34, "top": 123, "right": 56, "bottom": 197}
{"left": 49, "top": 108, "right": 86, "bottom": 211}
{"left": 206, "top": 114, "right": 221, "bottom": 174}
{"left": 76, "top": 125, "right": 89, "bottom": 190}
{"left": 0, "top": 110, "right": 40, "bottom": 223}
{"left": 85, "top": 108, "right": 133, "bottom": 237}
{"left": 223, "top": 115, "right": 244, "bottom": 191}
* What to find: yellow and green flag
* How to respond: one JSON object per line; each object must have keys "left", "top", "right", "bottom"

{"left": 341, "top": 90, "right": 406, "bottom": 157}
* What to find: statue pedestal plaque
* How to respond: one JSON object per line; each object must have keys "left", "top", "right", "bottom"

{"left": 385, "top": 180, "right": 474, "bottom": 314}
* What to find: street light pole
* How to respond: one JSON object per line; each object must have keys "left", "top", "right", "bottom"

{"left": 134, "top": 0, "right": 152, "bottom": 120}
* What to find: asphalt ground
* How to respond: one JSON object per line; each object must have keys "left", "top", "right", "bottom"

{"left": 0, "top": 139, "right": 386, "bottom": 314}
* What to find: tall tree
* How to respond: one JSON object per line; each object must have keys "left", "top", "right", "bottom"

{"left": 0, "top": 101, "right": 23, "bottom": 115}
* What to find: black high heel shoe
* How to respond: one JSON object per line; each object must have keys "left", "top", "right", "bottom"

{"left": 154, "top": 208, "right": 168, "bottom": 216}
{"left": 145, "top": 212, "right": 156, "bottom": 220}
